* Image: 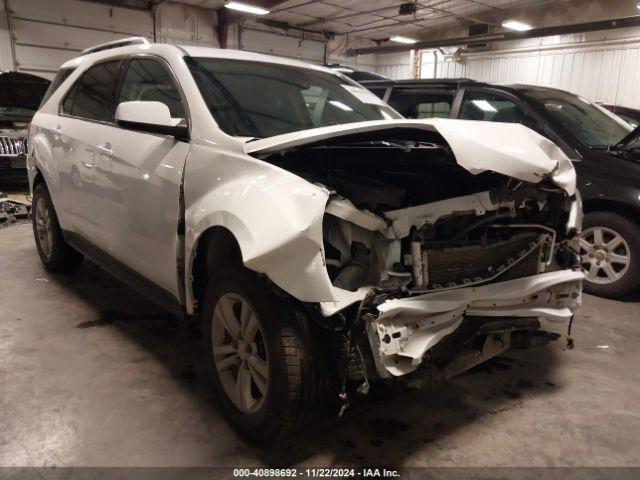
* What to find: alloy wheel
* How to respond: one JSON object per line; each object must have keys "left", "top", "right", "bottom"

{"left": 35, "top": 197, "right": 54, "bottom": 261}
{"left": 211, "top": 292, "right": 269, "bottom": 414}
{"left": 580, "top": 226, "right": 630, "bottom": 284}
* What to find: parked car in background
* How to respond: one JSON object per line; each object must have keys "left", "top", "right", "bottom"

{"left": 0, "top": 72, "right": 50, "bottom": 182}
{"left": 359, "top": 78, "right": 640, "bottom": 299}
{"left": 29, "top": 39, "right": 582, "bottom": 440}
{"left": 600, "top": 104, "right": 640, "bottom": 128}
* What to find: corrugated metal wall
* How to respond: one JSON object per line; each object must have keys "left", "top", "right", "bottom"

{"left": 375, "top": 28, "right": 640, "bottom": 108}
{"left": 376, "top": 52, "right": 411, "bottom": 80}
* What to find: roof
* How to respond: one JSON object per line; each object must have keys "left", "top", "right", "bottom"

{"left": 357, "top": 78, "right": 587, "bottom": 97}
{"left": 180, "top": 45, "right": 333, "bottom": 73}
{"left": 358, "top": 77, "right": 482, "bottom": 89}
{"left": 60, "top": 41, "right": 336, "bottom": 75}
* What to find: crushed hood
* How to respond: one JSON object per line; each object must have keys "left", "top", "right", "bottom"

{"left": 245, "top": 118, "right": 576, "bottom": 195}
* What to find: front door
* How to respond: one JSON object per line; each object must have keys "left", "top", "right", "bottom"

{"left": 88, "top": 57, "right": 189, "bottom": 298}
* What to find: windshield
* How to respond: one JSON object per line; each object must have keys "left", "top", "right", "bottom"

{"left": 524, "top": 89, "right": 632, "bottom": 148}
{"left": 186, "top": 57, "right": 401, "bottom": 138}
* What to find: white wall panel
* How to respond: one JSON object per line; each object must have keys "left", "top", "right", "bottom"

{"left": 155, "top": 2, "right": 219, "bottom": 48}
{"left": 5, "top": 0, "right": 153, "bottom": 78}
{"left": 236, "top": 28, "right": 325, "bottom": 64}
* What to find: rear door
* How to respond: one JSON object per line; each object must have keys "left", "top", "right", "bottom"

{"left": 88, "top": 56, "right": 189, "bottom": 298}
{"left": 56, "top": 59, "right": 123, "bottom": 241}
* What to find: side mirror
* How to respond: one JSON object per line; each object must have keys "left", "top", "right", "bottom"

{"left": 115, "top": 101, "right": 188, "bottom": 140}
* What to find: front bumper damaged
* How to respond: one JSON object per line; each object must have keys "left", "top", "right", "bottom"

{"left": 367, "top": 270, "right": 583, "bottom": 377}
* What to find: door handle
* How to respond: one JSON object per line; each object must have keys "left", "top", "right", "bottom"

{"left": 96, "top": 142, "right": 112, "bottom": 156}
{"left": 52, "top": 125, "right": 62, "bottom": 135}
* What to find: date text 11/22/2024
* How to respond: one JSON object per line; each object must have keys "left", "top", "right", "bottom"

{"left": 233, "top": 468, "right": 401, "bottom": 478}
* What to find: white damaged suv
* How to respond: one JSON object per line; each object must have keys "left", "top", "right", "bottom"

{"left": 28, "top": 38, "right": 583, "bottom": 441}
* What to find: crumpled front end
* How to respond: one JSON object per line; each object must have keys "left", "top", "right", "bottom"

{"left": 320, "top": 185, "right": 583, "bottom": 379}
{"left": 252, "top": 120, "right": 583, "bottom": 381}
{"left": 368, "top": 270, "right": 582, "bottom": 377}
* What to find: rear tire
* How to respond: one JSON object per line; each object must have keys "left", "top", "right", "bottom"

{"left": 202, "top": 267, "right": 335, "bottom": 442}
{"left": 580, "top": 211, "right": 640, "bottom": 298}
{"left": 31, "top": 182, "right": 83, "bottom": 273}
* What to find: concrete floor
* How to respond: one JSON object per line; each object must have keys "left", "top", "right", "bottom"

{"left": 1, "top": 221, "right": 640, "bottom": 468}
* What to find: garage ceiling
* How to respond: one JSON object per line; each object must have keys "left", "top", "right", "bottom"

{"left": 171, "top": 0, "right": 552, "bottom": 40}
{"left": 267, "top": 0, "right": 550, "bottom": 39}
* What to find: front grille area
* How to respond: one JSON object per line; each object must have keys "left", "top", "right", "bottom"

{"left": 425, "top": 232, "right": 545, "bottom": 288}
{"left": 0, "top": 136, "right": 26, "bottom": 157}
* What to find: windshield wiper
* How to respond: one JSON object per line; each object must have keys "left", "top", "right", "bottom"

{"left": 614, "top": 125, "right": 640, "bottom": 150}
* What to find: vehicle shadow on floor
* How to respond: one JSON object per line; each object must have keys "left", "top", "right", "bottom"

{"left": 53, "top": 260, "right": 565, "bottom": 467}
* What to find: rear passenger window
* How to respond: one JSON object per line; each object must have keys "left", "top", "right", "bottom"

{"left": 118, "top": 58, "right": 185, "bottom": 119}
{"left": 61, "top": 60, "right": 122, "bottom": 122}
{"left": 416, "top": 101, "right": 451, "bottom": 119}
{"left": 388, "top": 91, "right": 454, "bottom": 119}
{"left": 41, "top": 67, "right": 75, "bottom": 106}
{"left": 459, "top": 90, "right": 525, "bottom": 123}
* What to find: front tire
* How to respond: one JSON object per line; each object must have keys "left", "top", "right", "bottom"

{"left": 31, "top": 183, "right": 83, "bottom": 273}
{"left": 202, "top": 267, "right": 334, "bottom": 442}
{"left": 580, "top": 211, "right": 640, "bottom": 298}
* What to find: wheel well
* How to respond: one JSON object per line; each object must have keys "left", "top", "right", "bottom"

{"left": 192, "top": 227, "right": 243, "bottom": 312}
{"left": 33, "top": 169, "right": 45, "bottom": 189}
{"left": 583, "top": 199, "right": 640, "bottom": 223}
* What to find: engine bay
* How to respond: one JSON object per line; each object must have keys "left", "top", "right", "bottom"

{"left": 260, "top": 135, "right": 583, "bottom": 381}
{"left": 264, "top": 139, "right": 579, "bottom": 298}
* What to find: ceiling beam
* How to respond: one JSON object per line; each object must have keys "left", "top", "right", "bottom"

{"left": 349, "top": 15, "right": 640, "bottom": 55}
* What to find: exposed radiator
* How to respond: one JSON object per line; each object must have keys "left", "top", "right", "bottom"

{"left": 425, "top": 232, "right": 545, "bottom": 289}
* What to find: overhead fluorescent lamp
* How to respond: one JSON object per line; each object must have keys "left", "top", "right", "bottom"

{"left": 329, "top": 100, "right": 353, "bottom": 112}
{"left": 637, "top": 2, "right": 640, "bottom": 9}
{"left": 471, "top": 99, "right": 497, "bottom": 113}
{"left": 502, "top": 19, "right": 533, "bottom": 31}
{"left": 390, "top": 35, "right": 417, "bottom": 44}
{"left": 333, "top": 66, "right": 355, "bottom": 73}
{"left": 225, "top": 1, "right": 269, "bottom": 15}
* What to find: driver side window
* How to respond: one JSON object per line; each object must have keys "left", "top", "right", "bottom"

{"left": 118, "top": 58, "right": 185, "bottom": 119}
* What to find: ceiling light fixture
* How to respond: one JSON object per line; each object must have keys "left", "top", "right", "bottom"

{"left": 471, "top": 99, "right": 497, "bottom": 113}
{"left": 501, "top": 19, "right": 533, "bottom": 31}
{"left": 329, "top": 100, "right": 353, "bottom": 112}
{"left": 637, "top": 2, "right": 640, "bottom": 9}
{"left": 390, "top": 35, "right": 418, "bottom": 44}
{"left": 225, "top": 1, "right": 270, "bottom": 15}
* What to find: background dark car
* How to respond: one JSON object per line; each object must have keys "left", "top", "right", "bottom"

{"left": 354, "top": 76, "right": 640, "bottom": 299}
{"left": 600, "top": 104, "right": 640, "bottom": 129}
{"left": 0, "top": 72, "right": 50, "bottom": 183}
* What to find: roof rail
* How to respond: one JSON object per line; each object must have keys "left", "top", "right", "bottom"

{"left": 81, "top": 37, "right": 151, "bottom": 55}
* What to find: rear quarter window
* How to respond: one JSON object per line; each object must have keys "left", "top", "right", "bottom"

{"left": 40, "top": 67, "right": 75, "bottom": 106}
{"left": 61, "top": 60, "right": 122, "bottom": 122}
